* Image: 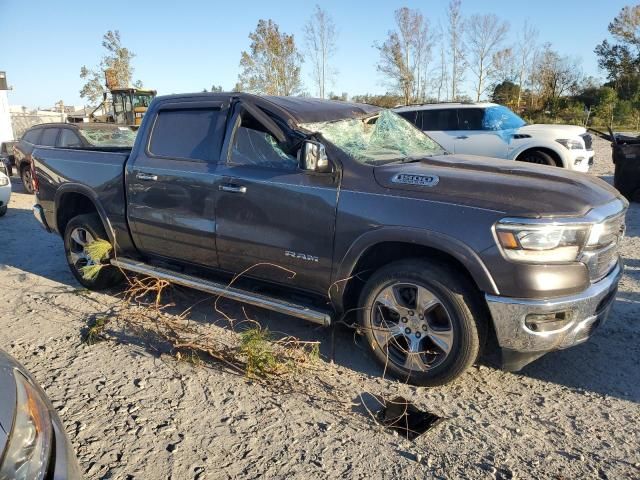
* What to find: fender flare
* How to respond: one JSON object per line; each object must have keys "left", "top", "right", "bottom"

{"left": 330, "top": 227, "right": 499, "bottom": 310}
{"left": 54, "top": 183, "right": 116, "bottom": 244}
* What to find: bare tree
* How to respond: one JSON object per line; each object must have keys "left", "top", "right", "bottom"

{"left": 433, "top": 31, "right": 449, "bottom": 101}
{"left": 238, "top": 19, "right": 303, "bottom": 96}
{"left": 533, "top": 43, "right": 582, "bottom": 115}
{"left": 79, "top": 30, "right": 137, "bottom": 104}
{"left": 447, "top": 0, "right": 465, "bottom": 100}
{"left": 304, "top": 5, "right": 337, "bottom": 98}
{"left": 466, "top": 14, "right": 509, "bottom": 101}
{"left": 515, "top": 21, "right": 538, "bottom": 110}
{"left": 375, "top": 7, "right": 434, "bottom": 105}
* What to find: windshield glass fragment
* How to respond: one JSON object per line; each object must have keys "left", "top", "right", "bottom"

{"left": 78, "top": 127, "right": 137, "bottom": 147}
{"left": 302, "top": 110, "right": 445, "bottom": 165}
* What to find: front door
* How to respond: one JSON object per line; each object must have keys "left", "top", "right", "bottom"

{"left": 126, "top": 100, "right": 229, "bottom": 267}
{"left": 214, "top": 109, "right": 339, "bottom": 294}
{"left": 452, "top": 108, "right": 510, "bottom": 158}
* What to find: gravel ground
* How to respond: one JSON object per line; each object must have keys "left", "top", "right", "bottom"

{"left": 0, "top": 136, "right": 639, "bottom": 479}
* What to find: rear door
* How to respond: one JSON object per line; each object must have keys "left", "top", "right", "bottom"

{"left": 452, "top": 108, "right": 509, "bottom": 158}
{"left": 213, "top": 104, "right": 339, "bottom": 293}
{"left": 126, "top": 99, "right": 230, "bottom": 267}
{"left": 419, "top": 109, "right": 459, "bottom": 153}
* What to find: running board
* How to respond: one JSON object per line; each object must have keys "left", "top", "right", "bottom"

{"left": 110, "top": 258, "right": 332, "bottom": 326}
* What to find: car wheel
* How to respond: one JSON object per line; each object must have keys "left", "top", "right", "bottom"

{"left": 64, "top": 213, "right": 123, "bottom": 290}
{"left": 518, "top": 150, "right": 557, "bottom": 166}
{"left": 358, "top": 259, "right": 486, "bottom": 386}
{"left": 20, "top": 165, "right": 34, "bottom": 194}
{"left": 0, "top": 205, "right": 6, "bottom": 217}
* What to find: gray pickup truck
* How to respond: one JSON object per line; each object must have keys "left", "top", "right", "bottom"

{"left": 31, "top": 93, "right": 627, "bottom": 386}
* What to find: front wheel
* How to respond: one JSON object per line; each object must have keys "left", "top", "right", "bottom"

{"left": 518, "top": 150, "right": 557, "bottom": 166}
{"left": 0, "top": 205, "right": 6, "bottom": 217}
{"left": 64, "top": 214, "right": 123, "bottom": 290}
{"left": 358, "top": 259, "right": 486, "bottom": 386}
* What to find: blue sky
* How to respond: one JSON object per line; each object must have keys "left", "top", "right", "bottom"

{"left": 0, "top": 0, "right": 630, "bottom": 107}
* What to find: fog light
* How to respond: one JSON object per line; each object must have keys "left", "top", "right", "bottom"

{"left": 525, "top": 312, "right": 571, "bottom": 332}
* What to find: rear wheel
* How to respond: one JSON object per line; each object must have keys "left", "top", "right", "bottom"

{"left": 64, "top": 214, "right": 123, "bottom": 290}
{"left": 0, "top": 205, "right": 6, "bottom": 217}
{"left": 358, "top": 259, "right": 485, "bottom": 386}
{"left": 20, "top": 165, "right": 34, "bottom": 194}
{"left": 518, "top": 149, "right": 557, "bottom": 167}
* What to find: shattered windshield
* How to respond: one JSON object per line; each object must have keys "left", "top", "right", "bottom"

{"left": 78, "top": 126, "right": 137, "bottom": 147}
{"left": 302, "top": 110, "right": 446, "bottom": 165}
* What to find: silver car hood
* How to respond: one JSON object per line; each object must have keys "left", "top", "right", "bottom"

{"left": 0, "top": 349, "right": 18, "bottom": 457}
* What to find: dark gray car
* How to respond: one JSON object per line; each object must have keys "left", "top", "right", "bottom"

{"left": 0, "top": 349, "right": 82, "bottom": 479}
{"left": 31, "top": 93, "right": 628, "bottom": 386}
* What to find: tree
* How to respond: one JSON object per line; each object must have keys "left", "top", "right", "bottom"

{"left": 533, "top": 44, "right": 582, "bottom": 115}
{"left": 237, "top": 19, "right": 303, "bottom": 96}
{"left": 79, "top": 30, "right": 137, "bottom": 104}
{"left": 595, "top": 86, "right": 618, "bottom": 128}
{"left": 595, "top": 5, "right": 640, "bottom": 98}
{"left": 304, "top": 5, "right": 337, "bottom": 98}
{"left": 491, "top": 80, "right": 520, "bottom": 106}
{"left": 515, "top": 22, "right": 538, "bottom": 110}
{"left": 375, "top": 7, "right": 434, "bottom": 105}
{"left": 466, "top": 14, "right": 509, "bottom": 101}
{"left": 447, "top": 0, "right": 465, "bottom": 100}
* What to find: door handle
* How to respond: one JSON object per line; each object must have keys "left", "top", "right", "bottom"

{"left": 219, "top": 184, "right": 247, "bottom": 194}
{"left": 456, "top": 135, "right": 469, "bottom": 140}
{"left": 136, "top": 172, "right": 158, "bottom": 181}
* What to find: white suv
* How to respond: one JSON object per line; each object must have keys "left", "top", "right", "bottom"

{"left": 395, "top": 103, "right": 594, "bottom": 172}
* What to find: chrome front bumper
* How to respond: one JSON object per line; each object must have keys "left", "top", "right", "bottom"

{"left": 486, "top": 261, "right": 622, "bottom": 369}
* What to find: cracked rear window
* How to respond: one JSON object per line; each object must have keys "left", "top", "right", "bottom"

{"left": 302, "top": 110, "right": 445, "bottom": 165}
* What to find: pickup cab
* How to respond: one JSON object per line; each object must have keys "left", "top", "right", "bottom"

{"left": 32, "top": 93, "right": 627, "bottom": 386}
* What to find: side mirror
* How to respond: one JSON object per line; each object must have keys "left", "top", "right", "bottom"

{"left": 299, "top": 140, "right": 331, "bottom": 173}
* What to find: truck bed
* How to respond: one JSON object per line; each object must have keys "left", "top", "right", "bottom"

{"left": 32, "top": 146, "right": 131, "bottom": 239}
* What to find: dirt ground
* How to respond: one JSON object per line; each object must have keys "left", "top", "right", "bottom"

{"left": 1, "top": 136, "right": 639, "bottom": 479}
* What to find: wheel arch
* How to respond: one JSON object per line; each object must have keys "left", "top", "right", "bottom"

{"left": 331, "top": 227, "right": 499, "bottom": 314}
{"left": 513, "top": 145, "right": 566, "bottom": 167}
{"left": 54, "top": 184, "right": 115, "bottom": 244}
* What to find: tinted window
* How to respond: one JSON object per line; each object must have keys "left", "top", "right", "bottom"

{"left": 58, "top": 129, "right": 83, "bottom": 148}
{"left": 396, "top": 111, "right": 419, "bottom": 128}
{"left": 149, "top": 109, "right": 223, "bottom": 161}
{"left": 40, "top": 128, "right": 60, "bottom": 146}
{"left": 23, "top": 129, "right": 41, "bottom": 144}
{"left": 457, "top": 109, "right": 483, "bottom": 130}
{"left": 482, "top": 106, "right": 527, "bottom": 130}
{"left": 421, "top": 109, "right": 458, "bottom": 131}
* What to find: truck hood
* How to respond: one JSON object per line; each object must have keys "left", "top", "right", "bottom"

{"left": 518, "top": 123, "right": 586, "bottom": 137}
{"left": 373, "top": 154, "right": 621, "bottom": 217}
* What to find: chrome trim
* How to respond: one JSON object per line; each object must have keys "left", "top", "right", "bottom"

{"left": 110, "top": 258, "right": 332, "bottom": 326}
{"left": 497, "top": 198, "right": 627, "bottom": 226}
{"left": 32, "top": 204, "right": 50, "bottom": 232}
{"left": 485, "top": 261, "right": 622, "bottom": 352}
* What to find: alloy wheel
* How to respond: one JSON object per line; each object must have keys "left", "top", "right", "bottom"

{"left": 370, "top": 282, "right": 454, "bottom": 372}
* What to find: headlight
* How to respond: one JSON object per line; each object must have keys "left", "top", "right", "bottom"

{"left": 556, "top": 138, "right": 584, "bottom": 150}
{"left": 0, "top": 175, "right": 8, "bottom": 186}
{"left": 0, "top": 372, "right": 53, "bottom": 480}
{"left": 495, "top": 221, "right": 589, "bottom": 263}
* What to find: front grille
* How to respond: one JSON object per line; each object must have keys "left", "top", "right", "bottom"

{"left": 581, "top": 213, "right": 625, "bottom": 281}
{"left": 581, "top": 133, "right": 593, "bottom": 150}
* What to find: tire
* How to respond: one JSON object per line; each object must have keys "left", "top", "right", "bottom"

{"left": 64, "top": 213, "right": 123, "bottom": 290}
{"left": 21, "top": 164, "right": 34, "bottom": 194}
{"left": 518, "top": 150, "right": 557, "bottom": 167}
{"left": 0, "top": 205, "right": 6, "bottom": 217}
{"left": 358, "top": 259, "right": 486, "bottom": 386}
